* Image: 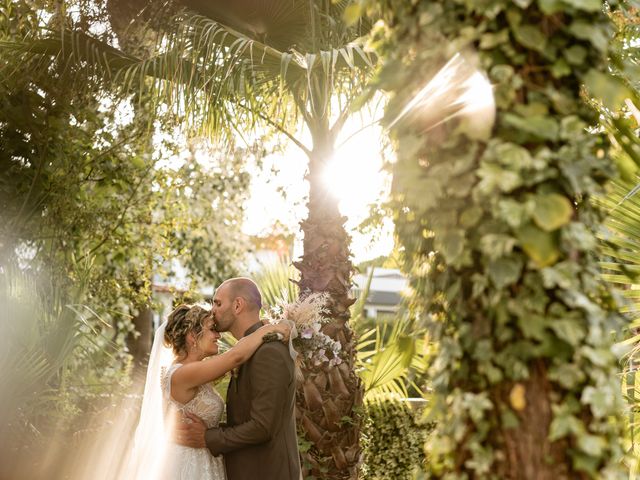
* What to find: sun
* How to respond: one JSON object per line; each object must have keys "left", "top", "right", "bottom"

{"left": 321, "top": 122, "right": 390, "bottom": 220}
{"left": 244, "top": 106, "right": 395, "bottom": 263}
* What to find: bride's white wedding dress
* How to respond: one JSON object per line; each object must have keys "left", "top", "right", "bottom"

{"left": 160, "top": 363, "right": 227, "bottom": 480}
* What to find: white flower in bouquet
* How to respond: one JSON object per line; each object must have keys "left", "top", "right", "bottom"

{"left": 266, "top": 292, "right": 344, "bottom": 368}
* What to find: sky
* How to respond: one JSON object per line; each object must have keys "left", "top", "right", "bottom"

{"left": 242, "top": 110, "right": 395, "bottom": 265}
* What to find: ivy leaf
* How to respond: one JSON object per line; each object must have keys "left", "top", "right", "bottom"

{"left": 488, "top": 257, "right": 523, "bottom": 288}
{"left": 548, "top": 363, "right": 586, "bottom": 389}
{"left": 509, "top": 383, "right": 527, "bottom": 411}
{"left": 541, "top": 261, "right": 580, "bottom": 289}
{"left": 584, "top": 69, "right": 634, "bottom": 111}
{"left": 577, "top": 434, "right": 606, "bottom": 457}
{"left": 512, "top": 24, "right": 547, "bottom": 53}
{"left": 460, "top": 206, "right": 484, "bottom": 228}
{"left": 560, "top": 116, "right": 587, "bottom": 140}
{"left": 516, "top": 223, "right": 560, "bottom": 267}
{"left": 570, "top": 22, "right": 609, "bottom": 52}
{"left": 537, "top": 0, "right": 563, "bottom": 14}
{"left": 479, "top": 29, "right": 509, "bottom": 49}
{"left": 551, "top": 59, "right": 571, "bottom": 78}
{"left": 563, "top": 0, "right": 603, "bottom": 12}
{"left": 494, "top": 142, "right": 534, "bottom": 170}
{"left": 549, "top": 412, "right": 583, "bottom": 441}
{"left": 532, "top": 193, "right": 573, "bottom": 231}
{"left": 516, "top": 313, "right": 547, "bottom": 340}
{"left": 503, "top": 113, "right": 559, "bottom": 141}
{"left": 480, "top": 234, "right": 517, "bottom": 260}
{"left": 435, "top": 230, "right": 465, "bottom": 265}
{"left": 497, "top": 198, "right": 530, "bottom": 228}
{"left": 477, "top": 162, "right": 523, "bottom": 194}
{"left": 549, "top": 319, "right": 585, "bottom": 347}
{"left": 581, "top": 385, "right": 617, "bottom": 418}
{"left": 563, "top": 45, "right": 587, "bottom": 66}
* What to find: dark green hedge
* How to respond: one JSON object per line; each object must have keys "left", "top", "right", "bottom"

{"left": 361, "top": 396, "right": 431, "bottom": 479}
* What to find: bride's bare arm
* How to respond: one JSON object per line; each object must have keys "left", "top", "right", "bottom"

{"left": 172, "top": 322, "right": 290, "bottom": 392}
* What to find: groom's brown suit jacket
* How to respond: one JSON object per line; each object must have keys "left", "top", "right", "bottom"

{"left": 205, "top": 322, "right": 301, "bottom": 480}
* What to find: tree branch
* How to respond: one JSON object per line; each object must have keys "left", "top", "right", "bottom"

{"left": 78, "top": 164, "right": 155, "bottom": 261}
{"left": 237, "top": 102, "right": 311, "bottom": 156}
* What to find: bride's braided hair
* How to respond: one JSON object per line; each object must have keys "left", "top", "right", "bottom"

{"left": 164, "top": 304, "right": 211, "bottom": 356}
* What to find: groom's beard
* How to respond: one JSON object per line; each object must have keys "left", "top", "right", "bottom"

{"left": 212, "top": 311, "right": 234, "bottom": 333}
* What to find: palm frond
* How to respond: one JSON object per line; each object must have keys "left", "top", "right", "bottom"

{"left": 0, "top": 8, "right": 377, "bottom": 142}
{"left": 253, "top": 255, "right": 300, "bottom": 309}
{"left": 357, "top": 313, "right": 424, "bottom": 398}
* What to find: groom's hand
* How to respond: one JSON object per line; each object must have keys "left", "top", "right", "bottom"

{"left": 173, "top": 413, "right": 207, "bottom": 449}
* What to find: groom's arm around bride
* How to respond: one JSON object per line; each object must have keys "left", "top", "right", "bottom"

{"left": 212, "top": 333, "right": 300, "bottom": 480}
{"left": 180, "top": 326, "right": 301, "bottom": 480}
{"left": 177, "top": 277, "right": 301, "bottom": 480}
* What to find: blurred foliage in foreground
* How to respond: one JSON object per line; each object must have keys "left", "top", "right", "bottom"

{"left": 0, "top": 0, "right": 255, "bottom": 470}
{"left": 371, "top": 0, "right": 637, "bottom": 477}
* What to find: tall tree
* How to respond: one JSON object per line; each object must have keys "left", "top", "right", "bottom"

{"left": 374, "top": 0, "right": 632, "bottom": 478}
{"left": 0, "top": 0, "right": 252, "bottom": 395}
{"left": 2, "top": 1, "right": 378, "bottom": 477}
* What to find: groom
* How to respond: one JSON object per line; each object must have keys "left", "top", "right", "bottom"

{"left": 175, "top": 277, "right": 301, "bottom": 480}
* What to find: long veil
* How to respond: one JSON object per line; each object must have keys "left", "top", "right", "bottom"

{"left": 125, "top": 320, "right": 174, "bottom": 479}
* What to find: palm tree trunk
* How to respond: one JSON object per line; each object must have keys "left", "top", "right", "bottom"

{"left": 293, "top": 128, "right": 363, "bottom": 479}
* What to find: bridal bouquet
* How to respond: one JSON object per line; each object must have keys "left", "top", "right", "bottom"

{"left": 266, "top": 292, "right": 343, "bottom": 367}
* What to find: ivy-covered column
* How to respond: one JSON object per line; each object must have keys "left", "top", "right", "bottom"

{"left": 376, "top": 1, "right": 627, "bottom": 478}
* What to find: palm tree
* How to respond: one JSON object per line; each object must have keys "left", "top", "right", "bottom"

{"left": 1, "top": 2, "right": 377, "bottom": 476}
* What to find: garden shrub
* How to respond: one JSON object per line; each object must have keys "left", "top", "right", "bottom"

{"left": 361, "top": 395, "right": 429, "bottom": 480}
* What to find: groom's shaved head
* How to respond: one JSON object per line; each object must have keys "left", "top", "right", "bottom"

{"left": 221, "top": 277, "right": 262, "bottom": 312}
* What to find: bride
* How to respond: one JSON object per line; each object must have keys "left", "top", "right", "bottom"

{"left": 128, "top": 303, "right": 290, "bottom": 480}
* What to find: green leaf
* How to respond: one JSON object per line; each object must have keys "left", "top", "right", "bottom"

{"left": 435, "top": 230, "right": 466, "bottom": 264}
{"left": 516, "top": 223, "right": 560, "bottom": 267}
{"left": 497, "top": 198, "right": 530, "bottom": 228}
{"left": 551, "top": 59, "right": 571, "bottom": 79}
{"left": 583, "top": 69, "right": 634, "bottom": 111}
{"left": 480, "top": 234, "right": 517, "bottom": 260}
{"left": 577, "top": 434, "right": 606, "bottom": 457}
{"left": 537, "top": 0, "right": 563, "bottom": 14}
{"left": 548, "top": 363, "right": 586, "bottom": 389}
{"left": 563, "top": 45, "right": 587, "bottom": 66}
{"left": 563, "top": 0, "right": 602, "bottom": 12}
{"left": 581, "top": 385, "right": 617, "bottom": 418}
{"left": 541, "top": 262, "right": 580, "bottom": 289}
{"left": 560, "top": 116, "right": 586, "bottom": 140}
{"left": 488, "top": 257, "right": 523, "bottom": 288}
{"left": 549, "top": 319, "right": 585, "bottom": 347}
{"left": 502, "top": 113, "right": 559, "bottom": 141}
{"left": 569, "top": 22, "right": 609, "bottom": 52}
{"left": 549, "top": 412, "right": 582, "bottom": 440}
{"left": 572, "top": 453, "right": 599, "bottom": 475}
{"left": 477, "top": 163, "right": 523, "bottom": 194}
{"left": 460, "top": 206, "right": 484, "bottom": 228}
{"left": 532, "top": 193, "right": 573, "bottom": 231}
{"left": 494, "top": 142, "right": 534, "bottom": 170}
{"left": 517, "top": 313, "right": 547, "bottom": 340}
{"left": 479, "top": 30, "right": 509, "bottom": 49}
{"left": 513, "top": 24, "right": 547, "bottom": 53}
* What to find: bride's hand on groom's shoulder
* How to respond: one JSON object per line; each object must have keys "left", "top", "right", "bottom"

{"left": 172, "top": 412, "right": 208, "bottom": 449}
{"left": 261, "top": 322, "right": 291, "bottom": 343}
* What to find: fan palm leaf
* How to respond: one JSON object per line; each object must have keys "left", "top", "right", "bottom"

{"left": 1, "top": 10, "right": 375, "bottom": 141}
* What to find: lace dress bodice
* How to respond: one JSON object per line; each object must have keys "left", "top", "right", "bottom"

{"left": 160, "top": 363, "right": 226, "bottom": 480}
{"left": 161, "top": 363, "right": 225, "bottom": 428}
